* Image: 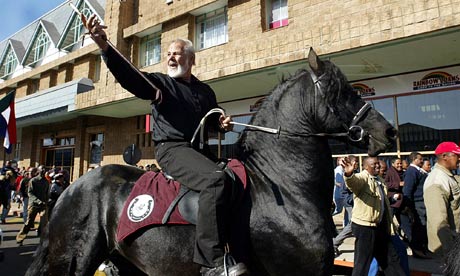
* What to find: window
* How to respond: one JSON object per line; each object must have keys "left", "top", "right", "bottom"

{"left": 61, "top": 2, "right": 97, "bottom": 51}
{"left": 90, "top": 133, "right": 104, "bottom": 165}
{"left": 3, "top": 50, "right": 17, "bottom": 77}
{"left": 33, "top": 29, "right": 49, "bottom": 62}
{"left": 267, "top": 0, "right": 288, "bottom": 29}
{"left": 140, "top": 32, "right": 161, "bottom": 67}
{"left": 397, "top": 90, "right": 460, "bottom": 152}
{"left": 196, "top": 7, "right": 228, "bottom": 50}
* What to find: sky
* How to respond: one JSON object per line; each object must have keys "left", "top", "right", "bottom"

{"left": 0, "top": 0, "right": 67, "bottom": 42}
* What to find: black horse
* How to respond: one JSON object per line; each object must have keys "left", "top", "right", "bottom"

{"left": 26, "top": 49, "right": 396, "bottom": 276}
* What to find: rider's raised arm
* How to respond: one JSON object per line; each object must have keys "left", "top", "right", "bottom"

{"left": 83, "top": 13, "right": 164, "bottom": 103}
{"left": 102, "top": 45, "right": 164, "bottom": 102}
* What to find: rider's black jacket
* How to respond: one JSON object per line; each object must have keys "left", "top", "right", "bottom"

{"left": 103, "top": 45, "right": 220, "bottom": 148}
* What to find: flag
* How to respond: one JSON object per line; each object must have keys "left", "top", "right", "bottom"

{"left": 0, "top": 91, "right": 16, "bottom": 153}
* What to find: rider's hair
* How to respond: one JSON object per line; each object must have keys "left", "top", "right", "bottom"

{"left": 171, "top": 38, "right": 195, "bottom": 56}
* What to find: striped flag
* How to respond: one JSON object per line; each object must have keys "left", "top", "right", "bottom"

{"left": 0, "top": 91, "right": 16, "bottom": 153}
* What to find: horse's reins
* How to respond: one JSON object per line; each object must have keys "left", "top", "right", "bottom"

{"left": 191, "top": 101, "right": 372, "bottom": 150}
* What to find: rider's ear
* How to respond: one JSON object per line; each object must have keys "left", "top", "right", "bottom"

{"left": 307, "top": 48, "right": 324, "bottom": 76}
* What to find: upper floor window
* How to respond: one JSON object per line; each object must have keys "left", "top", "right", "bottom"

{"left": 60, "top": 2, "right": 100, "bottom": 51}
{"left": 267, "top": 0, "right": 288, "bottom": 29}
{"left": 140, "top": 32, "right": 161, "bottom": 67}
{"left": 196, "top": 7, "right": 228, "bottom": 50}
{"left": 5, "top": 51, "right": 17, "bottom": 75}
{"left": 1, "top": 48, "right": 17, "bottom": 79}
{"left": 33, "top": 29, "right": 50, "bottom": 63}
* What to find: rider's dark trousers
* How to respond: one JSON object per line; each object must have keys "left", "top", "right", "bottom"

{"left": 155, "top": 141, "right": 229, "bottom": 267}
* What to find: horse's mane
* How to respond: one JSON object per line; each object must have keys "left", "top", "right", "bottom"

{"left": 236, "top": 69, "right": 311, "bottom": 158}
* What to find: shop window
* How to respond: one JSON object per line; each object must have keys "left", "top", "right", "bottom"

{"left": 195, "top": 7, "right": 228, "bottom": 50}
{"left": 44, "top": 147, "right": 74, "bottom": 181}
{"left": 397, "top": 90, "right": 460, "bottom": 152}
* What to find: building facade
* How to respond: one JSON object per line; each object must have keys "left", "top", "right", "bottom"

{"left": 0, "top": 0, "right": 459, "bottom": 180}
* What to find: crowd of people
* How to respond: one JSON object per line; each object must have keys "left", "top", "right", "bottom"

{"left": 0, "top": 162, "right": 70, "bottom": 245}
{"left": 332, "top": 141, "right": 460, "bottom": 275}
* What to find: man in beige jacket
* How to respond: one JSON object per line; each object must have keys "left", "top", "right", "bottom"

{"left": 342, "top": 157, "right": 404, "bottom": 276}
{"left": 424, "top": 141, "right": 460, "bottom": 257}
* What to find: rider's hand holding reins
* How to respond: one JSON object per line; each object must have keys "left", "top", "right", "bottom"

{"left": 219, "top": 115, "right": 233, "bottom": 132}
{"left": 82, "top": 13, "right": 109, "bottom": 52}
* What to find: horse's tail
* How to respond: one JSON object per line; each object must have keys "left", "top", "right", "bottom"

{"left": 25, "top": 223, "right": 49, "bottom": 276}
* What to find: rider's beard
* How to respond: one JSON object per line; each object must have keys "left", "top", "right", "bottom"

{"left": 167, "top": 60, "right": 191, "bottom": 79}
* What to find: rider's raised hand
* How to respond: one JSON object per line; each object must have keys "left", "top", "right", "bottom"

{"left": 83, "top": 14, "right": 109, "bottom": 51}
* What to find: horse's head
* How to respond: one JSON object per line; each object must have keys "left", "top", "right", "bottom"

{"left": 307, "top": 48, "right": 397, "bottom": 156}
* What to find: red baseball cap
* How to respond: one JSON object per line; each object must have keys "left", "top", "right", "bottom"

{"left": 434, "top": 141, "right": 460, "bottom": 155}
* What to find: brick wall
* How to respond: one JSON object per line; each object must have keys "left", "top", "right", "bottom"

{"left": 57, "top": 64, "right": 73, "bottom": 84}
{"left": 74, "top": 0, "right": 460, "bottom": 109}
{"left": 39, "top": 70, "right": 57, "bottom": 91}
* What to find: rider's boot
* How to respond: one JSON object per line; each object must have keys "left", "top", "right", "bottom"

{"left": 200, "top": 254, "right": 249, "bottom": 276}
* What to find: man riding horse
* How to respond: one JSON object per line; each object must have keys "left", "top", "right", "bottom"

{"left": 84, "top": 14, "right": 248, "bottom": 276}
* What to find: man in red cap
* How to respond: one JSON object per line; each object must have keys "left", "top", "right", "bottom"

{"left": 424, "top": 141, "right": 460, "bottom": 257}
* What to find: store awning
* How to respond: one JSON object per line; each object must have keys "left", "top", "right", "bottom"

{"left": 16, "top": 78, "right": 94, "bottom": 127}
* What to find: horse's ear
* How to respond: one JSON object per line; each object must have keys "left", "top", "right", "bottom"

{"left": 307, "top": 48, "right": 324, "bottom": 75}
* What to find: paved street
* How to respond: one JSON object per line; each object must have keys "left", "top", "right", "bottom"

{"left": 0, "top": 204, "right": 40, "bottom": 276}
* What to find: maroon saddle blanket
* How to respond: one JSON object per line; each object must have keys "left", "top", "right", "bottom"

{"left": 116, "top": 159, "right": 247, "bottom": 242}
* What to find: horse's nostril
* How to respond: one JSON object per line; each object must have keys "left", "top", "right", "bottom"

{"left": 386, "top": 127, "right": 398, "bottom": 139}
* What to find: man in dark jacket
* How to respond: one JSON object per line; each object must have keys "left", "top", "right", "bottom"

{"left": 403, "top": 152, "right": 430, "bottom": 258}
{"left": 84, "top": 14, "right": 247, "bottom": 276}
{"left": 16, "top": 166, "right": 48, "bottom": 245}
{"left": 0, "top": 170, "right": 15, "bottom": 224}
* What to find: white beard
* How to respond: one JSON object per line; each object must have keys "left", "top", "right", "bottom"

{"left": 167, "top": 62, "right": 190, "bottom": 78}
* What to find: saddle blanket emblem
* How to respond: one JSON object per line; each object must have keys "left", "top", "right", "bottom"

{"left": 117, "top": 171, "right": 189, "bottom": 242}
{"left": 127, "top": 194, "right": 155, "bottom": 222}
{"left": 116, "top": 159, "right": 247, "bottom": 242}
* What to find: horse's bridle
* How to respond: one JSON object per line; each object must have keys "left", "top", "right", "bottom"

{"left": 308, "top": 68, "right": 372, "bottom": 142}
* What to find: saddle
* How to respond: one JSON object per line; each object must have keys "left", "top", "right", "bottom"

{"left": 116, "top": 159, "right": 247, "bottom": 242}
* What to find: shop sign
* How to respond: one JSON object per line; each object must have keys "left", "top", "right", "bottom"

{"left": 352, "top": 83, "right": 376, "bottom": 97}
{"left": 413, "top": 71, "right": 460, "bottom": 90}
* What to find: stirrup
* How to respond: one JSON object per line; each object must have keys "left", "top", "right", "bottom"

{"left": 223, "top": 253, "right": 248, "bottom": 276}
